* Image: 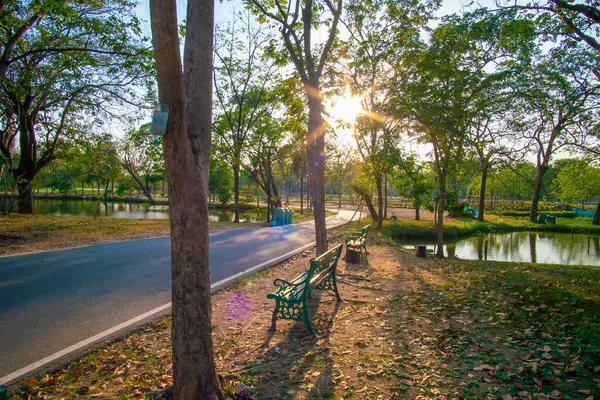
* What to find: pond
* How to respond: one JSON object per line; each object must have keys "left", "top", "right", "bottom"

{"left": 402, "top": 231, "right": 600, "bottom": 266}
{"left": 28, "top": 198, "right": 267, "bottom": 223}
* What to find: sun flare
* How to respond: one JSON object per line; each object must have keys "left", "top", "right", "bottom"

{"left": 327, "top": 92, "right": 363, "bottom": 125}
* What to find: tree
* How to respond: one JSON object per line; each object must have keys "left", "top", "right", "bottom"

{"left": 495, "top": 0, "right": 600, "bottom": 54}
{"left": 509, "top": 47, "right": 600, "bottom": 222}
{"left": 0, "top": 0, "right": 151, "bottom": 213}
{"left": 209, "top": 159, "right": 233, "bottom": 205}
{"left": 326, "top": 140, "right": 355, "bottom": 209}
{"left": 246, "top": 113, "right": 285, "bottom": 222}
{"left": 0, "top": 1, "right": 149, "bottom": 86}
{"left": 392, "top": 152, "right": 433, "bottom": 220}
{"left": 212, "top": 10, "right": 279, "bottom": 222}
{"left": 118, "top": 125, "right": 160, "bottom": 204}
{"left": 342, "top": 0, "right": 435, "bottom": 231}
{"left": 149, "top": 0, "right": 223, "bottom": 397}
{"left": 555, "top": 159, "right": 600, "bottom": 207}
{"left": 244, "top": 0, "right": 343, "bottom": 255}
{"left": 393, "top": 10, "right": 535, "bottom": 255}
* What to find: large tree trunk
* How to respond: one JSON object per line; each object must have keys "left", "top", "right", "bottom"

{"left": 352, "top": 185, "right": 378, "bottom": 221}
{"left": 593, "top": 201, "right": 600, "bottom": 225}
{"left": 478, "top": 166, "right": 487, "bottom": 222}
{"left": 436, "top": 172, "right": 446, "bottom": 258}
{"left": 17, "top": 179, "right": 33, "bottom": 214}
{"left": 233, "top": 165, "right": 240, "bottom": 222}
{"left": 529, "top": 165, "right": 547, "bottom": 223}
{"left": 150, "top": 1, "right": 224, "bottom": 399}
{"left": 307, "top": 94, "right": 327, "bottom": 255}
{"left": 375, "top": 174, "right": 383, "bottom": 232}
{"left": 415, "top": 207, "right": 420, "bottom": 221}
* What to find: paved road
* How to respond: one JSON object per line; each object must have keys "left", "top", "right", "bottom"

{"left": 0, "top": 210, "right": 357, "bottom": 380}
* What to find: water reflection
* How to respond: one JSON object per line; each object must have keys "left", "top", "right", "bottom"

{"left": 403, "top": 231, "right": 600, "bottom": 266}
{"left": 29, "top": 198, "right": 266, "bottom": 222}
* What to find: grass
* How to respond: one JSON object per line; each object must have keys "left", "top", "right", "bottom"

{"left": 392, "top": 257, "right": 600, "bottom": 398}
{"left": 383, "top": 214, "right": 600, "bottom": 241}
{"left": 0, "top": 209, "right": 334, "bottom": 256}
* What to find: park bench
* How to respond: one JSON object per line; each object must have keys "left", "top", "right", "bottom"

{"left": 345, "top": 224, "right": 370, "bottom": 260}
{"left": 267, "top": 244, "right": 343, "bottom": 334}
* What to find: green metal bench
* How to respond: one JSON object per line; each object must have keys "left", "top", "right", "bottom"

{"left": 267, "top": 244, "right": 343, "bottom": 334}
{"left": 345, "top": 224, "right": 370, "bottom": 259}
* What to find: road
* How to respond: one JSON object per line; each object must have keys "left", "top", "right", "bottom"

{"left": 0, "top": 210, "right": 357, "bottom": 382}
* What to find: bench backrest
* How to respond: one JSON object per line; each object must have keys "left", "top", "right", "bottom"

{"left": 307, "top": 244, "right": 343, "bottom": 287}
{"left": 361, "top": 225, "right": 370, "bottom": 237}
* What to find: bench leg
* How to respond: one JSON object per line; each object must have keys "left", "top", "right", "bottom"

{"left": 269, "top": 301, "right": 279, "bottom": 332}
{"left": 302, "top": 300, "right": 314, "bottom": 335}
{"left": 331, "top": 275, "right": 342, "bottom": 302}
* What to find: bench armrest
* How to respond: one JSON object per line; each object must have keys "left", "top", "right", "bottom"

{"left": 269, "top": 278, "right": 306, "bottom": 300}
{"left": 273, "top": 278, "right": 296, "bottom": 290}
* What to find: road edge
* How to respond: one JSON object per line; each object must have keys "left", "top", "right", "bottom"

{"left": 0, "top": 214, "right": 356, "bottom": 387}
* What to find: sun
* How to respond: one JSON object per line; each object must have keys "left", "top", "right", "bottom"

{"left": 327, "top": 93, "right": 363, "bottom": 125}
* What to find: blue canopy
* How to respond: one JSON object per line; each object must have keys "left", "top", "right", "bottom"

{"left": 572, "top": 207, "right": 595, "bottom": 218}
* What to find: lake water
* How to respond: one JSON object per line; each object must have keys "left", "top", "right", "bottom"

{"left": 29, "top": 198, "right": 266, "bottom": 222}
{"left": 402, "top": 231, "right": 600, "bottom": 266}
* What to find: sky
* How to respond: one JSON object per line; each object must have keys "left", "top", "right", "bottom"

{"left": 134, "top": 0, "right": 492, "bottom": 39}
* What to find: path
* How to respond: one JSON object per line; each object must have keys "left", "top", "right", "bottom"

{"left": 0, "top": 210, "right": 357, "bottom": 383}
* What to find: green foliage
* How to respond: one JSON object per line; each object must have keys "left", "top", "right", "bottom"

{"left": 445, "top": 190, "right": 474, "bottom": 218}
{"left": 392, "top": 152, "right": 433, "bottom": 212}
{"left": 555, "top": 160, "right": 600, "bottom": 206}
{"left": 50, "top": 171, "right": 74, "bottom": 195}
{"left": 209, "top": 161, "right": 233, "bottom": 205}
{"left": 115, "top": 182, "right": 136, "bottom": 197}
{"left": 0, "top": 0, "right": 153, "bottom": 202}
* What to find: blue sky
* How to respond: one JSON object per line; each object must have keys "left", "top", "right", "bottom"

{"left": 134, "top": 0, "right": 490, "bottom": 39}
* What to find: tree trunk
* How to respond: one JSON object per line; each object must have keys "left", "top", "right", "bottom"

{"left": 478, "top": 167, "right": 487, "bottom": 222}
{"left": 593, "top": 201, "right": 600, "bottom": 225}
{"left": 352, "top": 185, "right": 378, "bottom": 221}
{"left": 415, "top": 207, "right": 420, "bottom": 221}
{"left": 150, "top": 1, "right": 224, "bottom": 399}
{"left": 270, "top": 166, "right": 282, "bottom": 208}
{"left": 375, "top": 174, "right": 383, "bottom": 232}
{"left": 17, "top": 179, "right": 33, "bottom": 214}
{"left": 306, "top": 169, "right": 311, "bottom": 210}
{"left": 104, "top": 180, "right": 109, "bottom": 196}
{"left": 530, "top": 165, "right": 547, "bottom": 223}
{"left": 384, "top": 172, "right": 388, "bottom": 219}
{"left": 267, "top": 188, "right": 272, "bottom": 222}
{"left": 300, "top": 163, "right": 304, "bottom": 214}
{"left": 233, "top": 165, "right": 240, "bottom": 223}
{"left": 436, "top": 172, "right": 446, "bottom": 258}
{"left": 307, "top": 94, "right": 327, "bottom": 255}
